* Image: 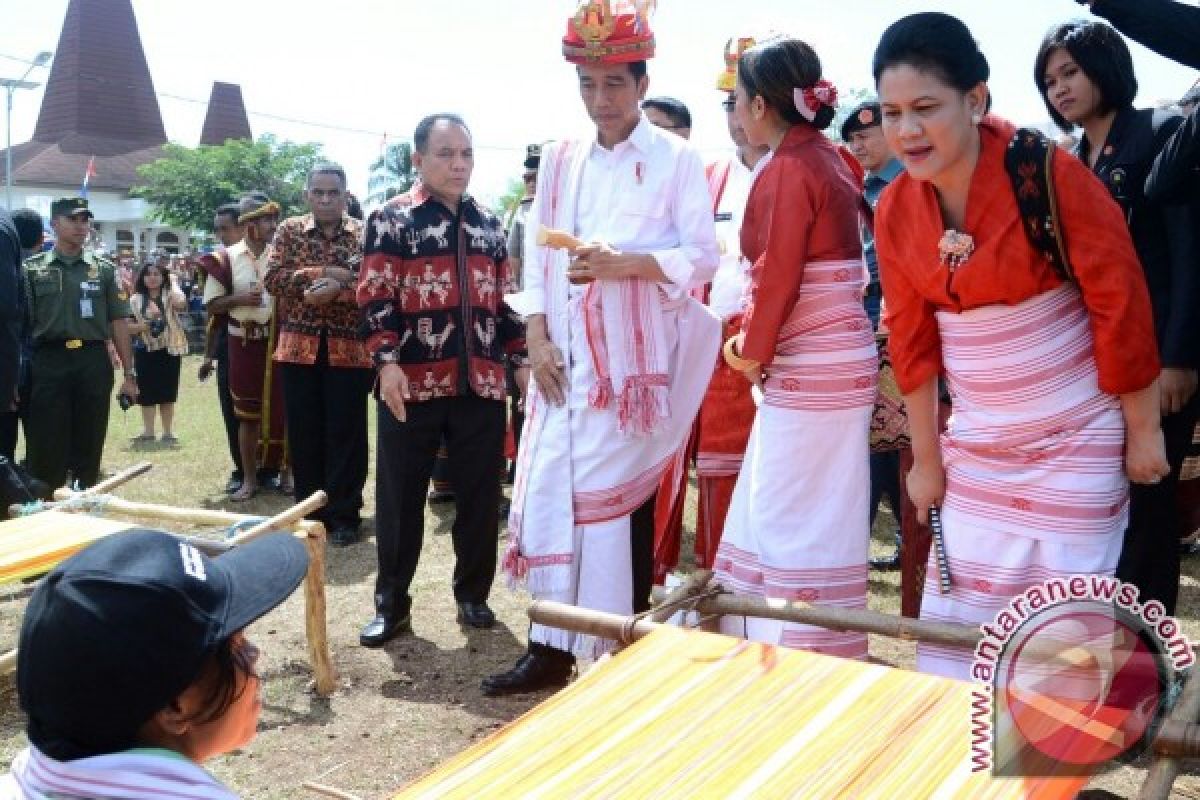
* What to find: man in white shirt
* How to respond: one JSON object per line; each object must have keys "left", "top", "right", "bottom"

{"left": 653, "top": 36, "right": 770, "bottom": 586}
{"left": 202, "top": 194, "right": 288, "bottom": 502}
{"left": 484, "top": 0, "right": 720, "bottom": 696}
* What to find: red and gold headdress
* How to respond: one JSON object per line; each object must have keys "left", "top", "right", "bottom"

{"left": 563, "top": 0, "right": 657, "bottom": 65}
{"left": 717, "top": 36, "right": 756, "bottom": 92}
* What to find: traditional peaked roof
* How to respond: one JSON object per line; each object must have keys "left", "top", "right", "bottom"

{"left": 199, "top": 82, "right": 252, "bottom": 146}
{"left": 0, "top": 0, "right": 167, "bottom": 192}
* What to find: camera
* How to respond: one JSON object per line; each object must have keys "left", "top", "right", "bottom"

{"left": 117, "top": 391, "right": 135, "bottom": 412}
{"left": 147, "top": 317, "right": 166, "bottom": 338}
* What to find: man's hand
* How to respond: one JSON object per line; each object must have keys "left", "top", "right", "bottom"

{"left": 304, "top": 278, "right": 340, "bottom": 306}
{"left": 569, "top": 242, "right": 626, "bottom": 284}
{"left": 323, "top": 267, "right": 355, "bottom": 284}
{"left": 1160, "top": 367, "right": 1198, "bottom": 415}
{"left": 379, "top": 364, "right": 411, "bottom": 422}
{"left": 120, "top": 375, "right": 139, "bottom": 401}
{"left": 233, "top": 288, "right": 264, "bottom": 308}
{"left": 530, "top": 338, "right": 567, "bottom": 406}
{"left": 514, "top": 365, "right": 531, "bottom": 400}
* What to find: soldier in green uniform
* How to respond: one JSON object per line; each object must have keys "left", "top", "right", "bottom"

{"left": 23, "top": 198, "right": 138, "bottom": 493}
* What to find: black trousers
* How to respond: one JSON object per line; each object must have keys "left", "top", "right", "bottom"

{"left": 26, "top": 344, "right": 113, "bottom": 491}
{"left": 1117, "top": 393, "right": 1200, "bottom": 616}
{"left": 215, "top": 331, "right": 242, "bottom": 477}
{"left": 631, "top": 491, "right": 656, "bottom": 613}
{"left": 0, "top": 375, "right": 30, "bottom": 462}
{"left": 870, "top": 450, "right": 903, "bottom": 530}
{"left": 373, "top": 394, "right": 505, "bottom": 620}
{"left": 279, "top": 337, "right": 372, "bottom": 531}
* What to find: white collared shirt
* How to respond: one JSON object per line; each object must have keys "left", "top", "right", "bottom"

{"left": 202, "top": 240, "right": 272, "bottom": 325}
{"left": 708, "top": 153, "right": 757, "bottom": 321}
{"left": 523, "top": 114, "right": 719, "bottom": 315}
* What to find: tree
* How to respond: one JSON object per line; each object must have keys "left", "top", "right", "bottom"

{"left": 367, "top": 141, "right": 417, "bottom": 206}
{"left": 494, "top": 177, "right": 527, "bottom": 227}
{"left": 132, "top": 135, "right": 325, "bottom": 232}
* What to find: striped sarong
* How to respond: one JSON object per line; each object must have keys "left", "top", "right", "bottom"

{"left": 714, "top": 259, "right": 876, "bottom": 660}
{"left": 918, "top": 285, "right": 1127, "bottom": 680}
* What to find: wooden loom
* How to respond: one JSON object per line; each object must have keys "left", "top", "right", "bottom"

{"left": 0, "top": 463, "right": 337, "bottom": 696}
{"left": 390, "top": 573, "right": 1200, "bottom": 800}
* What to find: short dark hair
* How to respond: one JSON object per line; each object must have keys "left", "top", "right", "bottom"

{"left": 214, "top": 204, "right": 241, "bottom": 226}
{"left": 628, "top": 60, "right": 648, "bottom": 81}
{"left": 307, "top": 162, "right": 347, "bottom": 189}
{"left": 11, "top": 209, "right": 44, "bottom": 251}
{"left": 1034, "top": 20, "right": 1137, "bottom": 132}
{"left": 413, "top": 113, "right": 470, "bottom": 154}
{"left": 739, "top": 37, "right": 835, "bottom": 131}
{"left": 641, "top": 96, "right": 691, "bottom": 129}
{"left": 873, "top": 13, "right": 991, "bottom": 107}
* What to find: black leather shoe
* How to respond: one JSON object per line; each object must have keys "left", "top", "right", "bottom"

{"left": 359, "top": 613, "right": 411, "bottom": 647}
{"left": 456, "top": 601, "right": 496, "bottom": 629}
{"left": 224, "top": 473, "right": 243, "bottom": 494}
{"left": 328, "top": 527, "right": 362, "bottom": 547}
{"left": 481, "top": 648, "right": 574, "bottom": 696}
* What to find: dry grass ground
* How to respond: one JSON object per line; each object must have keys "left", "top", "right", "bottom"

{"left": 0, "top": 355, "right": 1197, "bottom": 798}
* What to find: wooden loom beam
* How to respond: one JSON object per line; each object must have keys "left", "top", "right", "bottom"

{"left": 2, "top": 491, "right": 337, "bottom": 696}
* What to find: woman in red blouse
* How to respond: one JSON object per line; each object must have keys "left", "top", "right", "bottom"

{"left": 874, "top": 12, "right": 1168, "bottom": 680}
{"left": 712, "top": 37, "right": 877, "bottom": 660}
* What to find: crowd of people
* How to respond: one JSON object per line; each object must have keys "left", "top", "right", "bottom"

{"left": 0, "top": 0, "right": 1198, "bottom": 793}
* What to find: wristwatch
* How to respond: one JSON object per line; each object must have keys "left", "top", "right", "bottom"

{"left": 124, "top": 368, "right": 138, "bottom": 379}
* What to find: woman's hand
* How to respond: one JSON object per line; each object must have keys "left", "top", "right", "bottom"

{"left": 906, "top": 458, "right": 946, "bottom": 525}
{"left": 1126, "top": 424, "right": 1170, "bottom": 485}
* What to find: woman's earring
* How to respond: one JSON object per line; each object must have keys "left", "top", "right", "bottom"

{"left": 972, "top": 113, "right": 982, "bottom": 125}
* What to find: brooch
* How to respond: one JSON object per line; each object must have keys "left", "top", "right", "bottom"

{"left": 938, "top": 230, "right": 975, "bottom": 270}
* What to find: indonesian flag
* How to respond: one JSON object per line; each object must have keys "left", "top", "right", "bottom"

{"left": 80, "top": 155, "right": 97, "bottom": 197}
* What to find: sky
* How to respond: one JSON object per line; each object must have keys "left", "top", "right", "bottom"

{"left": 2, "top": 0, "right": 1197, "bottom": 208}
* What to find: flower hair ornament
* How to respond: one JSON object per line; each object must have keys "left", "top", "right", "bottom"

{"left": 793, "top": 79, "right": 838, "bottom": 123}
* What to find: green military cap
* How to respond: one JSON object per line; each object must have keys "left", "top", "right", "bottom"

{"left": 50, "top": 197, "right": 94, "bottom": 219}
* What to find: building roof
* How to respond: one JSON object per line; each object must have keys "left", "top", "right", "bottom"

{"left": 0, "top": 0, "right": 167, "bottom": 192}
{"left": 199, "top": 82, "right": 252, "bottom": 146}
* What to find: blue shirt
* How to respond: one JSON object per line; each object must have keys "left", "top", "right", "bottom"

{"left": 861, "top": 158, "right": 905, "bottom": 287}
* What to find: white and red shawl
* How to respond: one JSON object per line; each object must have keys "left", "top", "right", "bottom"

{"left": 503, "top": 138, "right": 720, "bottom": 594}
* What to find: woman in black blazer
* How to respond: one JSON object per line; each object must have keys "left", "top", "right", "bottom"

{"left": 1037, "top": 19, "right": 1200, "bottom": 614}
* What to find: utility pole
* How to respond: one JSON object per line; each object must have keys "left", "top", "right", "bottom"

{"left": 1, "top": 51, "right": 53, "bottom": 210}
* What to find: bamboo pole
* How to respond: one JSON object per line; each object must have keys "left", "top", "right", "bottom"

{"left": 226, "top": 491, "right": 327, "bottom": 547}
{"left": 78, "top": 462, "right": 153, "bottom": 496}
{"left": 8, "top": 461, "right": 153, "bottom": 516}
{"left": 301, "top": 782, "right": 364, "bottom": 800}
{"left": 650, "top": 569, "right": 712, "bottom": 623}
{"left": 650, "top": 587, "right": 982, "bottom": 650}
{"left": 1140, "top": 669, "right": 1200, "bottom": 799}
{"left": 303, "top": 523, "right": 337, "bottom": 697}
{"left": 528, "top": 601, "right": 661, "bottom": 646}
{"left": 44, "top": 493, "right": 322, "bottom": 535}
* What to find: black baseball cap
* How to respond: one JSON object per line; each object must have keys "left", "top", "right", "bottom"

{"left": 50, "top": 197, "right": 93, "bottom": 220}
{"left": 840, "top": 101, "right": 883, "bottom": 142}
{"left": 18, "top": 528, "right": 308, "bottom": 760}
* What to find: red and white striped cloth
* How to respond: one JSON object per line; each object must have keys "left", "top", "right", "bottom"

{"left": 714, "top": 259, "right": 876, "bottom": 660}
{"left": 918, "top": 285, "right": 1128, "bottom": 680}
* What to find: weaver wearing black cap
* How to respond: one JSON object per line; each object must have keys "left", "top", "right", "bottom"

{"left": 1, "top": 529, "right": 309, "bottom": 799}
